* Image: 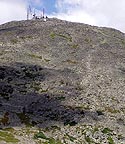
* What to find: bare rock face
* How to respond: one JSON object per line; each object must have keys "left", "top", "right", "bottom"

{"left": 0, "top": 18, "right": 125, "bottom": 143}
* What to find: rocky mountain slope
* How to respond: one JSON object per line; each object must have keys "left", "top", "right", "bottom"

{"left": 0, "top": 18, "right": 125, "bottom": 144}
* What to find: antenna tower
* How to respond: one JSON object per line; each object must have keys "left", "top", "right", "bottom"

{"left": 43, "top": 8, "right": 45, "bottom": 17}
{"left": 27, "top": 5, "right": 32, "bottom": 20}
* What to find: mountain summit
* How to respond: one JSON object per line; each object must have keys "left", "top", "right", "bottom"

{"left": 0, "top": 18, "right": 125, "bottom": 143}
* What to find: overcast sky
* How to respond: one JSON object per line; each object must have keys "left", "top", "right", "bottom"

{"left": 0, "top": 0, "right": 125, "bottom": 33}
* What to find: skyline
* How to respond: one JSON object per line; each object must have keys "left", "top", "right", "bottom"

{"left": 0, "top": 0, "right": 125, "bottom": 33}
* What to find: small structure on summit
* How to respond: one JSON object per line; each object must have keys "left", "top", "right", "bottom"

{"left": 27, "top": 6, "right": 48, "bottom": 21}
{"left": 27, "top": 5, "right": 32, "bottom": 20}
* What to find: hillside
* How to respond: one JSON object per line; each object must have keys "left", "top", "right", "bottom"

{"left": 0, "top": 18, "right": 125, "bottom": 143}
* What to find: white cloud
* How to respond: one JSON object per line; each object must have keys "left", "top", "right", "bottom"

{"left": 0, "top": 0, "right": 43, "bottom": 24}
{"left": 0, "top": 0, "right": 27, "bottom": 24}
{"left": 53, "top": 0, "right": 125, "bottom": 33}
{"left": 0, "top": 0, "right": 44, "bottom": 24}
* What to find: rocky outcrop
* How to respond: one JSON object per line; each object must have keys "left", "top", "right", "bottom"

{"left": 0, "top": 18, "right": 125, "bottom": 143}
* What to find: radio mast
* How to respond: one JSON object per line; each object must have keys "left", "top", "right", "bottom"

{"left": 27, "top": 6, "right": 29, "bottom": 20}
{"left": 27, "top": 5, "right": 32, "bottom": 20}
{"left": 43, "top": 8, "right": 45, "bottom": 18}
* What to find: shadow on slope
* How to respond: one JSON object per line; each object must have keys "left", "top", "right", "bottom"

{"left": 0, "top": 63, "right": 104, "bottom": 128}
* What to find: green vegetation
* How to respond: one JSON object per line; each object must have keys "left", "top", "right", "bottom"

{"left": 84, "top": 37, "right": 92, "bottom": 43}
{"left": 16, "top": 113, "right": 31, "bottom": 126}
{"left": 0, "top": 112, "right": 9, "bottom": 125}
{"left": 118, "top": 134, "right": 124, "bottom": 140}
{"left": 0, "top": 50, "right": 8, "bottom": 56}
{"left": 102, "top": 128, "right": 113, "bottom": 134}
{"left": 63, "top": 59, "right": 77, "bottom": 64}
{"left": 84, "top": 135, "right": 92, "bottom": 143}
{"left": 105, "top": 107, "right": 120, "bottom": 113}
{"left": 50, "top": 32, "right": 56, "bottom": 39}
{"left": 2, "top": 127, "right": 15, "bottom": 133}
{"left": 10, "top": 39, "right": 18, "bottom": 44}
{"left": 65, "top": 133, "right": 76, "bottom": 142}
{"left": 50, "top": 32, "right": 72, "bottom": 42}
{"left": 64, "top": 120, "right": 77, "bottom": 126}
{"left": 50, "top": 126, "right": 61, "bottom": 131}
{"left": 92, "top": 127, "right": 99, "bottom": 135}
{"left": 31, "top": 82, "right": 41, "bottom": 92}
{"left": 20, "top": 35, "right": 33, "bottom": 40}
{"left": 75, "top": 83, "right": 84, "bottom": 91}
{"left": 75, "top": 125, "right": 117, "bottom": 144}
{"left": 44, "top": 58, "right": 51, "bottom": 62}
{"left": 34, "top": 131, "right": 48, "bottom": 140}
{"left": 40, "top": 88, "right": 48, "bottom": 93}
{"left": 0, "top": 130, "right": 19, "bottom": 143}
{"left": 34, "top": 131, "right": 62, "bottom": 144}
{"left": 71, "top": 44, "right": 79, "bottom": 48}
{"left": 27, "top": 53, "right": 42, "bottom": 59}
{"left": 108, "top": 136, "right": 115, "bottom": 144}
{"left": 121, "top": 40, "right": 125, "bottom": 45}
{"left": 100, "top": 38, "right": 107, "bottom": 44}
{"left": 57, "top": 33, "right": 72, "bottom": 42}
{"left": 56, "top": 96, "right": 65, "bottom": 101}
{"left": 96, "top": 110, "right": 104, "bottom": 116}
